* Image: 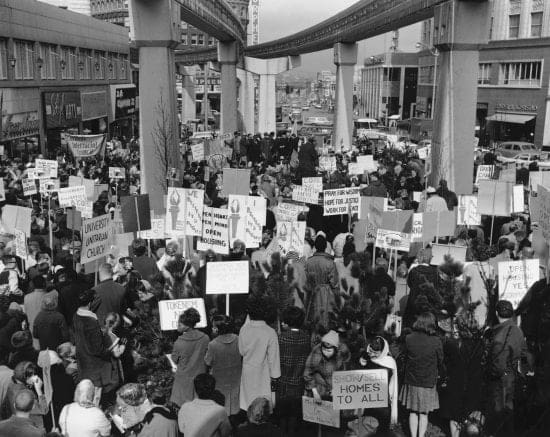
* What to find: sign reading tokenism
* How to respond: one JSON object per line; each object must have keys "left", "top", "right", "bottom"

{"left": 81, "top": 214, "right": 111, "bottom": 264}
{"left": 158, "top": 298, "right": 207, "bottom": 330}
{"left": 66, "top": 134, "right": 105, "bottom": 157}
{"left": 332, "top": 370, "right": 388, "bottom": 410}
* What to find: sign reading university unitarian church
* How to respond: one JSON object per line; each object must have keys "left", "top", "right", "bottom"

{"left": 81, "top": 214, "right": 111, "bottom": 264}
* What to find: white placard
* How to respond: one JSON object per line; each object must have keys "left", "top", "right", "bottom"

{"left": 512, "top": 185, "right": 525, "bottom": 213}
{"left": 22, "top": 179, "right": 37, "bottom": 197}
{"left": 276, "top": 202, "right": 308, "bottom": 222}
{"left": 276, "top": 221, "right": 306, "bottom": 257}
{"left": 14, "top": 229, "right": 27, "bottom": 259}
{"left": 165, "top": 188, "right": 204, "bottom": 237}
{"left": 158, "top": 298, "right": 207, "bottom": 330}
{"left": 475, "top": 165, "right": 495, "bottom": 185}
{"left": 246, "top": 196, "right": 266, "bottom": 248}
{"left": 302, "top": 397, "right": 340, "bottom": 428}
{"left": 319, "top": 156, "right": 336, "bottom": 172}
{"left": 35, "top": 159, "right": 58, "bottom": 178}
{"left": 457, "top": 195, "right": 481, "bottom": 226}
{"left": 411, "top": 213, "right": 423, "bottom": 242}
{"left": 58, "top": 186, "right": 87, "bottom": 208}
{"left": 538, "top": 185, "right": 550, "bottom": 241}
{"left": 348, "top": 163, "right": 363, "bottom": 175}
{"left": 430, "top": 244, "right": 467, "bottom": 266}
{"left": 191, "top": 143, "right": 204, "bottom": 161}
{"left": 332, "top": 370, "right": 388, "bottom": 410}
{"left": 81, "top": 214, "right": 111, "bottom": 264}
{"left": 302, "top": 177, "right": 323, "bottom": 191}
{"left": 292, "top": 186, "right": 320, "bottom": 204}
{"left": 139, "top": 219, "right": 166, "bottom": 240}
{"left": 356, "top": 155, "right": 377, "bottom": 173}
{"left": 228, "top": 195, "right": 248, "bottom": 247}
{"left": 109, "top": 167, "right": 126, "bottom": 179}
{"left": 77, "top": 201, "right": 94, "bottom": 219}
{"left": 206, "top": 261, "right": 249, "bottom": 294}
{"left": 38, "top": 178, "right": 60, "bottom": 194}
{"left": 375, "top": 229, "right": 411, "bottom": 252}
{"left": 0, "top": 183, "right": 5, "bottom": 202}
{"left": 197, "top": 207, "right": 229, "bottom": 254}
{"left": 323, "top": 187, "right": 360, "bottom": 216}
{"left": 498, "top": 259, "right": 540, "bottom": 309}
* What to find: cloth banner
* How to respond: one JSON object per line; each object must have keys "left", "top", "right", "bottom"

{"left": 67, "top": 134, "right": 105, "bottom": 157}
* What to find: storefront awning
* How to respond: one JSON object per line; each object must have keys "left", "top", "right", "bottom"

{"left": 486, "top": 113, "right": 536, "bottom": 124}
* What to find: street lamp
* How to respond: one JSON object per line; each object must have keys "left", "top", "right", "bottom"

{"left": 416, "top": 42, "right": 439, "bottom": 119}
{"left": 8, "top": 56, "right": 16, "bottom": 68}
{"left": 78, "top": 60, "right": 85, "bottom": 71}
{"left": 36, "top": 57, "right": 44, "bottom": 69}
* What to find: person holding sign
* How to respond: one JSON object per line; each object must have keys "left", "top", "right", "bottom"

{"left": 169, "top": 309, "right": 209, "bottom": 407}
{"left": 399, "top": 312, "right": 445, "bottom": 437}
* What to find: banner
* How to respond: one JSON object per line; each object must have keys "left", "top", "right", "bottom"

{"left": 206, "top": 261, "right": 249, "bottom": 294}
{"left": 302, "top": 177, "right": 323, "bottom": 191}
{"left": 323, "top": 188, "right": 360, "bottom": 216}
{"left": 22, "top": 179, "right": 37, "bottom": 197}
{"left": 332, "top": 370, "right": 388, "bottom": 410}
{"left": 319, "top": 156, "right": 336, "bottom": 172}
{"left": 276, "top": 221, "right": 306, "bottom": 257}
{"left": 165, "top": 188, "right": 205, "bottom": 237}
{"left": 67, "top": 134, "right": 104, "bottom": 157}
{"left": 14, "top": 229, "right": 27, "bottom": 260}
{"left": 457, "top": 195, "right": 481, "bottom": 226}
{"left": 81, "top": 214, "right": 111, "bottom": 264}
{"left": 302, "top": 397, "right": 340, "bottom": 428}
{"left": 292, "top": 186, "right": 320, "bottom": 204}
{"left": 58, "top": 186, "right": 87, "bottom": 209}
{"left": 538, "top": 185, "right": 550, "bottom": 241}
{"left": 191, "top": 143, "right": 204, "bottom": 162}
{"left": 375, "top": 229, "right": 411, "bottom": 252}
{"left": 197, "top": 207, "right": 229, "bottom": 254}
{"left": 35, "top": 159, "right": 58, "bottom": 178}
{"left": 498, "top": 259, "right": 540, "bottom": 309}
{"left": 158, "top": 298, "right": 207, "bottom": 330}
{"left": 109, "top": 167, "right": 125, "bottom": 179}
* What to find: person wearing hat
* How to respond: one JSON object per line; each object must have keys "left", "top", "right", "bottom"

{"left": 360, "top": 171, "right": 388, "bottom": 197}
{"left": 8, "top": 331, "right": 38, "bottom": 369}
{"left": 425, "top": 186, "right": 448, "bottom": 213}
{"left": 303, "top": 330, "right": 350, "bottom": 401}
{"left": 484, "top": 300, "right": 532, "bottom": 436}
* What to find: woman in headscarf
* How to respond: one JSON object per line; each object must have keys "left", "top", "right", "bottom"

{"left": 355, "top": 336, "right": 398, "bottom": 432}
{"left": 236, "top": 397, "right": 283, "bottom": 437}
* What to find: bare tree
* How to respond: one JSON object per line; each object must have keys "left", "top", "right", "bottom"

{"left": 152, "top": 93, "right": 179, "bottom": 192}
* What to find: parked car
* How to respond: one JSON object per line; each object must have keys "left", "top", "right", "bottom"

{"left": 305, "top": 116, "right": 332, "bottom": 126}
{"left": 495, "top": 141, "right": 540, "bottom": 159}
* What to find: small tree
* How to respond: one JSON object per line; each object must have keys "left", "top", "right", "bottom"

{"left": 152, "top": 93, "right": 179, "bottom": 192}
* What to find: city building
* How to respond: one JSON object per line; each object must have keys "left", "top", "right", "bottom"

{"left": 359, "top": 52, "right": 419, "bottom": 121}
{"left": 316, "top": 70, "right": 336, "bottom": 110}
{"left": 90, "top": 0, "right": 129, "bottom": 27}
{"left": 0, "top": 0, "right": 133, "bottom": 154}
{"left": 38, "top": 0, "right": 91, "bottom": 15}
{"left": 417, "top": 0, "right": 550, "bottom": 148}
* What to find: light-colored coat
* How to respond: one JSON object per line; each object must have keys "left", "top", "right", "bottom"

{"left": 238, "top": 320, "right": 281, "bottom": 410}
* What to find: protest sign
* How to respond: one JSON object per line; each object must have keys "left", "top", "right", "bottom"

{"left": 384, "top": 314, "right": 402, "bottom": 337}
{"left": 38, "top": 178, "right": 59, "bottom": 194}
{"left": 191, "top": 143, "right": 204, "bottom": 162}
{"left": 360, "top": 197, "right": 387, "bottom": 221}
{"left": 436, "top": 210, "right": 457, "bottom": 237}
{"left": 323, "top": 188, "right": 360, "bottom": 216}
{"left": 513, "top": 185, "right": 525, "bottom": 213}
{"left": 302, "top": 177, "right": 323, "bottom": 191}
{"left": 477, "top": 180, "right": 513, "bottom": 216}
{"left": 292, "top": 186, "right": 320, "bottom": 204}
{"left": 498, "top": 259, "right": 540, "bottom": 309}
{"left": 430, "top": 244, "right": 467, "bottom": 266}
{"left": 457, "top": 195, "right": 481, "bottom": 226}
{"left": 78, "top": 201, "right": 94, "bottom": 219}
{"left": 538, "top": 185, "right": 550, "bottom": 240}
{"left": 319, "top": 156, "right": 336, "bottom": 172}
{"left": 26, "top": 168, "right": 42, "bottom": 180}
{"left": 380, "top": 211, "right": 413, "bottom": 233}
{"left": 348, "top": 162, "right": 363, "bottom": 175}
{"left": 81, "top": 214, "right": 111, "bottom": 264}
{"left": 66, "top": 208, "right": 82, "bottom": 232}
{"left": 1, "top": 205, "right": 32, "bottom": 235}
{"left": 68, "top": 176, "right": 94, "bottom": 200}
{"left": 332, "top": 370, "right": 388, "bottom": 410}
{"left": 109, "top": 167, "right": 125, "bottom": 179}
{"left": 227, "top": 195, "right": 248, "bottom": 246}
{"left": 14, "top": 229, "right": 27, "bottom": 260}
{"left": 0, "top": 183, "right": 5, "bottom": 202}
{"left": 302, "top": 397, "right": 340, "bottom": 428}
{"left": 22, "top": 179, "right": 37, "bottom": 197}
{"left": 411, "top": 213, "right": 424, "bottom": 242}
{"left": 276, "top": 221, "right": 306, "bottom": 257}
{"left": 417, "top": 147, "right": 429, "bottom": 160}
{"left": 413, "top": 191, "right": 422, "bottom": 203}
{"left": 94, "top": 184, "right": 109, "bottom": 202}
{"left": 499, "top": 167, "right": 516, "bottom": 183}
{"left": 246, "top": 196, "right": 266, "bottom": 248}
{"left": 158, "top": 298, "right": 207, "bottom": 330}
{"left": 35, "top": 159, "right": 58, "bottom": 178}
{"left": 375, "top": 229, "right": 411, "bottom": 252}
{"left": 58, "top": 186, "right": 87, "bottom": 209}
{"left": 530, "top": 194, "right": 541, "bottom": 223}
{"left": 475, "top": 165, "right": 496, "bottom": 184}
{"left": 139, "top": 218, "right": 165, "bottom": 240}
{"left": 529, "top": 171, "right": 550, "bottom": 193}
{"left": 206, "top": 261, "right": 249, "bottom": 294}
{"left": 66, "top": 134, "right": 105, "bottom": 157}
{"left": 121, "top": 195, "right": 152, "bottom": 233}
{"left": 165, "top": 188, "right": 205, "bottom": 236}
{"left": 357, "top": 155, "right": 377, "bottom": 173}
{"left": 197, "top": 207, "right": 229, "bottom": 254}
{"left": 276, "top": 202, "right": 307, "bottom": 223}
{"left": 221, "top": 168, "right": 250, "bottom": 197}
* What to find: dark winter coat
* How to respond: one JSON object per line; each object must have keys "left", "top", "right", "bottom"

{"left": 32, "top": 309, "right": 69, "bottom": 351}
{"left": 402, "top": 331, "right": 445, "bottom": 388}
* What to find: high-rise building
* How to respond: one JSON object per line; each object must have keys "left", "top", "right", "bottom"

{"left": 416, "top": 0, "right": 550, "bottom": 148}
{"left": 38, "top": 0, "right": 91, "bottom": 15}
{"left": 90, "top": 0, "right": 129, "bottom": 27}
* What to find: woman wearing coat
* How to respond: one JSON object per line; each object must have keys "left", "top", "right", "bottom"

{"left": 239, "top": 295, "right": 281, "bottom": 411}
{"left": 170, "top": 308, "right": 209, "bottom": 406}
{"left": 399, "top": 312, "right": 445, "bottom": 437}
{"left": 205, "top": 315, "right": 242, "bottom": 418}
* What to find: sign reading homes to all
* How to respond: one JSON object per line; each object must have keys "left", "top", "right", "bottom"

{"left": 43, "top": 91, "right": 81, "bottom": 128}
{"left": 81, "top": 91, "right": 108, "bottom": 121}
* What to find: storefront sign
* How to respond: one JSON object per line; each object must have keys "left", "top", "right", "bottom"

{"left": 114, "top": 87, "right": 137, "bottom": 119}
{"left": 81, "top": 91, "right": 108, "bottom": 121}
{"left": 43, "top": 91, "right": 81, "bottom": 128}
{"left": 1, "top": 112, "right": 40, "bottom": 141}
{"left": 495, "top": 103, "right": 538, "bottom": 113}
{"left": 67, "top": 134, "right": 105, "bottom": 157}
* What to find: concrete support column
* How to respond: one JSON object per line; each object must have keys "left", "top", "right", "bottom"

{"left": 218, "top": 41, "right": 238, "bottom": 136}
{"left": 245, "top": 56, "right": 301, "bottom": 136}
{"left": 332, "top": 42, "right": 358, "bottom": 153}
{"left": 237, "top": 68, "right": 255, "bottom": 134}
{"left": 430, "top": 0, "right": 489, "bottom": 195}
{"left": 179, "top": 66, "right": 196, "bottom": 128}
{"left": 129, "top": 0, "right": 180, "bottom": 213}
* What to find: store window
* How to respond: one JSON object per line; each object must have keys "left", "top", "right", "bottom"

{"left": 0, "top": 39, "right": 7, "bottom": 80}
{"left": 39, "top": 44, "right": 57, "bottom": 80}
{"left": 209, "top": 37, "right": 216, "bottom": 47}
{"left": 499, "top": 61, "right": 542, "bottom": 87}
{"left": 531, "top": 12, "right": 543, "bottom": 38}
{"left": 478, "top": 63, "right": 492, "bottom": 85}
{"left": 181, "top": 33, "right": 188, "bottom": 45}
{"left": 508, "top": 14, "right": 520, "bottom": 38}
{"left": 61, "top": 46, "right": 76, "bottom": 79}
{"left": 191, "top": 34, "right": 198, "bottom": 46}
{"left": 198, "top": 34, "right": 205, "bottom": 46}
{"left": 13, "top": 40, "right": 34, "bottom": 80}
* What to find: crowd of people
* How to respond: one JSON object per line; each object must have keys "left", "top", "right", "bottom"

{"left": 0, "top": 129, "right": 548, "bottom": 437}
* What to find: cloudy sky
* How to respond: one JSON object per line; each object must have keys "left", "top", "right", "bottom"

{"left": 255, "top": 0, "right": 422, "bottom": 73}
